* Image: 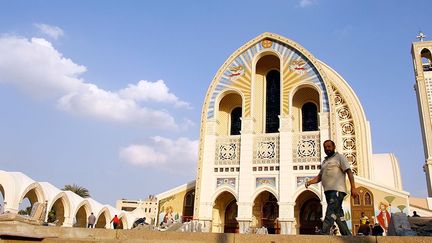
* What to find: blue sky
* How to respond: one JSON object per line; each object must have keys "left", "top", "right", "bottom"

{"left": 0, "top": 0, "right": 431, "bottom": 205}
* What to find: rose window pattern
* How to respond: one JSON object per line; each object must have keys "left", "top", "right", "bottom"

{"left": 341, "top": 122, "right": 355, "bottom": 135}
{"left": 334, "top": 90, "right": 358, "bottom": 175}
{"left": 337, "top": 107, "right": 351, "bottom": 120}
{"left": 215, "top": 136, "right": 240, "bottom": 165}
{"left": 293, "top": 132, "right": 321, "bottom": 163}
{"left": 253, "top": 134, "right": 279, "bottom": 164}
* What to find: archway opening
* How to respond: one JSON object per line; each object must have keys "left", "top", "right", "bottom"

{"left": 182, "top": 189, "right": 195, "bottom": 222}
{"left": 0, "top": 185, "right": 5, "bottom": 213}
{"left": 18, "top": 188, "right": 42, "bottom": 216}
{"left": 254, "top": 54, "right": 280, "bottom": 134}
{"left": 252, "top": 191, "right": 279, "bottom": 234}
{"left": 48, "top": 197, "right": 66, "bottom": 226}
{"left": 117, "top": 216, "right": 126, "bottom": 229}
{"left": 295, "top": 190, "right": 322, "bottom": 234}
{"left": 292, "top": 87, "right": 320, "bottom": 132}
{"left": 95, "top": 211, "right": 108, "bottom": 228}
{"left": 421, "top": 48, "right": 432, "bottom": 71}
{"left": 75, "top": 205, "right": 88, "bottom": 227}
{"left": 218, "top": 93, "right": 242, "bottom": 136}
{"left": 212, "top": 191, "right": 237, "bottom": 233}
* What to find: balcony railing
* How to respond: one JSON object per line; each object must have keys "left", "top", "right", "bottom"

{"left": 215, "top": 135, "right": 241, "bottom": 165}
{"left": 253, "top": 134, "right": 280, "bottom": 164}
{"left": 292, "top": 131, "right": 321, "bottom": 163}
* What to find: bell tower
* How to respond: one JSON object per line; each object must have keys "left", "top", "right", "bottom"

{"left": 412, "top": 31, "right": 432, "bottom": 198}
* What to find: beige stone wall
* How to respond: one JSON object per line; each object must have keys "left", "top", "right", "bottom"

{"left": 0, "top": 223, "right": 430, "bottom": 243}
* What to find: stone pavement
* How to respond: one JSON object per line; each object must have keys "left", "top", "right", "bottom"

{"left": 1, "top": 222, "right": 431, "bottom": 243}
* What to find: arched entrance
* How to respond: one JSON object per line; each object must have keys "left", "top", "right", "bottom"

{"left": 74, "top": 205, "right": 88, "bottom": 227}
{"left": 48, "top": 197, "right": 67, "bottom": 226}
{"left": 212, "top": 191, "right": 238, "bottom": 233}
{"left": 182, "top": 189, "right": 195, "bottom": 222}
{"left": 252, "top": 191, "right": 279, "bottom": 234}
{"left": 95, "top": 210, "right": 109, "bottom": 228}
{"left": 0, "top": 185, "right": 4, "bottom": 212}
{"left": 18, "top": 187, "right": 44, "bottom": 216}
{"left": 351, "top": 186, "right": 374, "bottom": 235}
{"left": 295, "top": 190, "right": 322, "bottom": 234}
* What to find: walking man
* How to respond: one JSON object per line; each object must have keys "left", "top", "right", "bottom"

{"left": 111, "top": 215, "right": 120, "bottom": 229}
{"left": 87, "top": 212, "right": 96, "bottom": 228}
{"left": 305, "top": 139, "right": 359, "bottom": 235}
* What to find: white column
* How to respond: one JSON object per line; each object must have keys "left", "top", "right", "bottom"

{"left": 278, "top": 115, "right": 296, "bottom": 234}
{"left": 319, "top": 112, "right": 330, "bottom": 157}
{"left": 237, "top": 117, "right": 255, "bottom": 232}
{"left": 198, "top": 119, "right": 218, "bottom": 224}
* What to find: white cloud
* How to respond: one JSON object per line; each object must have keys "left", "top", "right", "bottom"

{"left": 0, "top": 35, "right": 85, "bottom": 97}
{"left": 119, "top": 80, "right": 191, "bottom": 108}
{"left": 298, "top": 0, "right": 316, "bottom": 8}
{"left": 0, "top": 35, "right": 189, "bottom": 130}
{"left": 57, "top": 83, "right": 180, "bottom": 129}
{"left": 119, "top": 136, "right": 198, "bottom": 171}
{"left": 34, "top": 23, "right": 64, "bottom": 39}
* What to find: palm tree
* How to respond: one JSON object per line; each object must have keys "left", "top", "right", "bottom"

{"left": 62, "top": 184, "right": 90, "bottom": 198}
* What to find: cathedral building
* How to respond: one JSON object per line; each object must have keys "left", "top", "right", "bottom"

{"left": 156, "top": 32, "right": 412, "bottom": 235}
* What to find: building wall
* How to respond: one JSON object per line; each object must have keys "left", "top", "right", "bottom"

{"left": 194, "top": 33, "right": 406, "bottom": 235}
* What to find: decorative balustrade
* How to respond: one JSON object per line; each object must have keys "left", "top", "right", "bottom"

{"left": 292, "top": 131, "right": 321, "bottom": 164}
{"left": 214, "top": 132, "right": 321, "bottom": 168}
{"left": 253, "top": 134, "right": 280, "bottom": 164}
{"left": 215, "top": 135, "right": 241, "bottom": 165}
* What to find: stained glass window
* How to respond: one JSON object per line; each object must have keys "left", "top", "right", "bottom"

{"left": 266, "top": 70, "right": 280, "bottom": 133}
{"left": 230, "top": 107, "right": 242, "bottom": 135}
{"left": 302, "top": 102, "right": 318, "bottom": 131}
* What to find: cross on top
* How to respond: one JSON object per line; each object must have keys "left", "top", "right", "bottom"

{"left": 417, "top": 31, "right": 426, "bottom": 42}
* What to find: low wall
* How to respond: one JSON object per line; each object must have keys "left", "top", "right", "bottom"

{"left": 0, "top": 223, "right": 431, "bottom": 243}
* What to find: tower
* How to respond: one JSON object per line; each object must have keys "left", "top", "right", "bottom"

{"left": 412, "top": 32, "right": 432, "bottom": 197}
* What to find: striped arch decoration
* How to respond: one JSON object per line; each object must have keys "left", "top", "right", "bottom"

{"left": 206, "top": 39, "right": 330, "bottom": 119}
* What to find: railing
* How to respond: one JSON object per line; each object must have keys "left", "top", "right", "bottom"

{"left": 215, "top": 135, "right": 241, "bottom": 165}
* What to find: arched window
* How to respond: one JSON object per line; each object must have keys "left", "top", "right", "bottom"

{"left": 364, "top": 192, "right": 372, "bottom": 205}
{"left": 302, "top": 102, "right": 318, "bottom": 131}
{"left": 421, "top": 48, "right": 432, "bottom": 72}
{"left": 230, "top": 107, "right": 242, "bottom": 135}
{"left": 266, "top": 70, "right": 280, "bottom": 133}
{"left": 353, "top": 195, "right": 360, "bottom": 205}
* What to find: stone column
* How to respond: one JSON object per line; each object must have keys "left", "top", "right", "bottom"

{"left": 197, "top": 119, "right": 218, "bottom": 226}
{"left": 278, "top": 115, "right": 296, "bottom": 235}
{"left": 237, "top": 117, "right": 255, "bottom": 232}
{"left": 278, "top": 201, "right": 295, "bottom": 234}
{"left": 319, "top": 112, "right": 330, "bottom": 159}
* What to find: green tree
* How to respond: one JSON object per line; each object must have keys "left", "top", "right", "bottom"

{"left": 62, "top": 184, "right": 90, "bottom": 198}
{"left": 18, "top": 206, "right": 32, "bottom": 215}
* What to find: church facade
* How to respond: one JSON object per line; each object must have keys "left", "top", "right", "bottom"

{"left": 189, "top": 32, "right": 409, "bottom": 235}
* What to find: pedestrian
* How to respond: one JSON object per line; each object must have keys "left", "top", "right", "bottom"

{"left": 412, "top": 211, "right": 420, "bottom": 217}
{"left": 371, "top": 223, "right": 384, "bottom": 236}
{"left": 360, "top": 212, "right": 368, "bottom": 225}
{"left": 110, "top": 215, "right": 120, "bottom": 229}
{"left": 357, "top": 220, "right": 371, "bottom": 235}
{"left": 305, "top": 139, "right": 359, "bottom": 235}
{"left": 87, "top": 212, "right": 96, "bottom": 228}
